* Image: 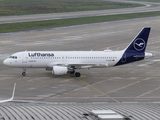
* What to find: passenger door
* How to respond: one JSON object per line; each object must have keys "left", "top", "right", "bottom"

{"left": 22, "top": 52, "right": 28, "bottom": 63}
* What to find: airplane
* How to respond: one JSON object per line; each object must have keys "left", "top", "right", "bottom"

{"left": 3, "top": 27, "right": 153, "bottom": 77}
{"left": 0, "top": 83, "right": 16, "bottom": 103}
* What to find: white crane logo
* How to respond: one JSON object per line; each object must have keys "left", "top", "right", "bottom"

{"left": 133, "top": 38, "right": 145, "bottom": 51}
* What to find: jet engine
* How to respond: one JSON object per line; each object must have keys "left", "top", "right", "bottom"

{"left": 52, "top": 66, "right": 68, "bottom": 75}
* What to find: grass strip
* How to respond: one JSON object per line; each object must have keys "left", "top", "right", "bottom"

{"left": 1, "top": 11, "right": 160, "bottom": 33}
{"left": 0, "top": 0, "right": 143, "bottom": 16}
{"left": 127, "top": 0, "right": 160, "bottom": 2}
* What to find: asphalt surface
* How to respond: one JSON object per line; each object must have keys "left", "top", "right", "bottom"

{"left": 0, "top": 1, "right": 160, "bottom": 120}
{"left": 0, "top": 16, "right": 160, "bottom": 104}
{"left": 0, "top": 0, "right": 160, "bottom": 24}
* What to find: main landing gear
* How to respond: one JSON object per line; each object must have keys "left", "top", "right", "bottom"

{"left": 22, "top": 68, "right": 26, "bottom": 76}
{"left": 69, "top": 70, "right": 81, "bottom": 77}
{"left": 75, "top": 72, "right": 81, "bottom": 77}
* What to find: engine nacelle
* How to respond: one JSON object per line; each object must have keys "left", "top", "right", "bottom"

{"left": 52, "top": 66, "right": 68, "bottom": 75}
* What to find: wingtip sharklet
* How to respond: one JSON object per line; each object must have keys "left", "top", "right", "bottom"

{"left": 0, "top": 83, "right": 16, "bottom": 103}
{"left": 11, "top": 83, "right": 16, "bottom": 101}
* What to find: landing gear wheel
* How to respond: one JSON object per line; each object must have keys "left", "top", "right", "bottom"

{"left": 22, "top": 72, "right": 26, "bottom": 76}
{"left": 75, "top": 72, "right": 81, "bottom": 77}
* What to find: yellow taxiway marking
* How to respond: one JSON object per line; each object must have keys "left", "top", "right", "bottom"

{"left": 57, "top": 32, "right": 68, "bottom": 35}
{"left": 0, "top": 41, "right": 12, "bottom": 43}
{"left": 61, "top": 75, "right": 86, "bottom": 78}
{"left": 100, "top": 27, "right": 107, "bottom": 30}
{"left": 0, "top": 75, "right": 19, "bottom": 77}
{"left": 0, "top": 74, "right": 86, "bottom": 77}
{"left": 76, "top": 78, "right": 120, "bottom": 103}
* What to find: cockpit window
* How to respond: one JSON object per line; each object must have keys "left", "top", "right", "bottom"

{"left": 9, "top": 56, "right": 17, "bottom": 59}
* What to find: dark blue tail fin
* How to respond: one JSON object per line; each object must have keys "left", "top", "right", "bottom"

{"left": 116, "top": 27, "right": 151, "bottom": 66}
{"left": 124, "top": 27, "right": 151, "bottom": 53}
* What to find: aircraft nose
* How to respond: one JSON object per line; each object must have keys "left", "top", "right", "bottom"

{"left": 3, "top": 59, "right": 9, "bottom": 66}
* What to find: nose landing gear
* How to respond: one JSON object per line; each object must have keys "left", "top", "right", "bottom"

{"left": 22, "top": 68, "right": 26, "bottom": 76}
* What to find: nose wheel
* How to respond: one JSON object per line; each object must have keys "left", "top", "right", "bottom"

{"left": 22, "top": 68, "right": 26, "bottom": 76}
{"left": 22, "top": 72, "right": 26, "bottom": 76}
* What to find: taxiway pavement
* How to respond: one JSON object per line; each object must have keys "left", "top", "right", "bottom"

{"left": 0, "top": 16, "right": 160, "bottom": 103}
{"left": 0, "top": 0, "right": 160, "bottom": 24}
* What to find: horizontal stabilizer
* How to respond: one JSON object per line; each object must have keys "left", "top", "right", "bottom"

{"left": 134, "top": 52, "right": 153, "bottom": 58}
{"left": 145, "top": 52, "right": 153, "bottom": 57}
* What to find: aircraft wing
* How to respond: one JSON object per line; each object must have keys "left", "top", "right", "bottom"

{"left": 0, "top": 83, "right": 16, "bottom": 103}
{"left": 48, "top": 62, "right": 108, "bottom": 68}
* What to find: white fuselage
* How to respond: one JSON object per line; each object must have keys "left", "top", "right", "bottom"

{"left": 3, "top": 50, "right": 124, "bottom": 68}
{"left": 3, "top": 27, "right": 152, "bottom": 77}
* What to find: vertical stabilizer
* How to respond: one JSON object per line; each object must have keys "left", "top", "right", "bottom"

{"left": 116, "top": 27, "right": 151, "bottom": 66}
{"left": 124, "top": 27, "right": 151, "bottom": 53}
